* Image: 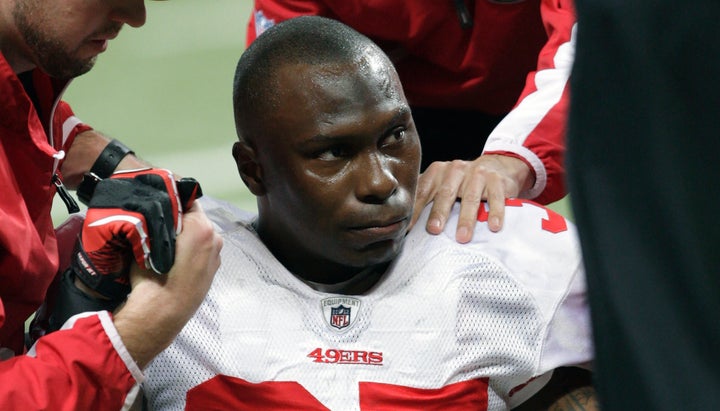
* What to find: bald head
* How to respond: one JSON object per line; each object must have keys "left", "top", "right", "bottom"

{"left": 232, "top": 15, "right": 395, "bottom": 143}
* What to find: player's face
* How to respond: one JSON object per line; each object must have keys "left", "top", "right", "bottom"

{"left": 255, "top": 55, "right": 421, "bottom": 282}
{"left": 10, "top": 0, "right": 146, "bottom": 78}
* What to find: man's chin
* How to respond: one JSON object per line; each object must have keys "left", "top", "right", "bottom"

{"left": 42, "top": 57, "right": 96, "bottom": 79}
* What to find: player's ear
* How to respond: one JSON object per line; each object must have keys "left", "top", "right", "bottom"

{"left": 232, "top": 140, "right": 266, "bottom": 196}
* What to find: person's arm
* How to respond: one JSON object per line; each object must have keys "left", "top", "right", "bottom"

{"left": 0, "top": 203, "right": 221, "bottom": 410}
{"left": 414, "top": 0, "right": 577, "bottom": 242}
{"left": 483, "top": 0, "right": 576, "bottom": 205}
{"left": 60, "top": 129, "right": 150, "bottom": 189}
{"left": 512, "top": 367, "right": 598, "bottom": 411}
{"left": 112, "top": 202, "right": 222, "bottom": 368}
{"left": 547, "top": 386, "right": 598, "bottom": 411}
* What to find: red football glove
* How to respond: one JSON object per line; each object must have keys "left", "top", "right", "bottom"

{"left": 73, "top": 168, "right": 202, "bottom": 300}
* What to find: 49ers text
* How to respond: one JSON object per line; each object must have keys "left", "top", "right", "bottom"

{"left": 307, "top": 348, "right": 383, "bottom": 365}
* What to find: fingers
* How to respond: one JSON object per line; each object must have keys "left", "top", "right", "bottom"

{"left": 174, "top": 202, "right": 223, "bottom": 276}
{"left": 485, "top": 182, "right": 507, "bottom": 233}
{"left": 127, "top": 201, "right": 221, "bottom": 294}
{"left": 415, "top": 155, "right": 530, "bottom": 242}
{"left": 121, "top": 180, "right": 176, "bottom": 274}
{"left": 457, "top": 160, "right": 509, "bottom": 235}
{"left": 83, "top": 207, "right": 146, "bottom": 269}
{"left": 419, "top": 161, "right": 468, "bottom": 234}
{"left": 152, "top": 201, "right": 222, "bottom": 308}
{"left": 474, "top": 155, "right": 531, "bottom": 233}
{"left": 176, "top": 177, "right": 203, "bottom": 211}
{"left": 91, "top": 169, "right": 191, "bottom": 274}
{"left": 412, "top": 165, "right": 440, "bottom": 229}
{"left": 455, "top": 167, "right": 485, "bottom": 243}
{"left": 131, "top": 169, "right": 182, "bottom": 230}
{"left": 144, "top": 200, "right": 174, "bottom": 274}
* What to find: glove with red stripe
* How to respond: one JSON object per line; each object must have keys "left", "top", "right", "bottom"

{"left": 72, "top": 168, "right": 202, "bottom": 301}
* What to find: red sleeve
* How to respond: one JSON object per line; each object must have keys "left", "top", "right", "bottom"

{"left": 52, "top": 101, "right": 92, "bottom": 155}
{"left": 482, "top": 0, "right": 576, "bottom": 204}
{"left": 247, "top": 0, "right": 330, "bottom": 45}
{"left": 0, "top": 311, "right": 142, "bottom": 410}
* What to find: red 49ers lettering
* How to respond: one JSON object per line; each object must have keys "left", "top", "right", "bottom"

{"left": 307, "top": 347, "right": 383, "bottom": 365}
{"left": 477, "top": 198, "right": 568, "bottom": 234}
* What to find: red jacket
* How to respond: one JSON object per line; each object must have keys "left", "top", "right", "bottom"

{"left": 247, "top": 0, "right": 576, "bottom": 203}
{"left": 0, "top": 51, "right": 141, "bottom": 409}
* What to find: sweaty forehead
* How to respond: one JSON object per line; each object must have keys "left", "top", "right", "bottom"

{"left": 274, "top": 54, "right": 402, "bottom": 108}
{"left": 255, "top": 57, "right": 406, "bottom": 147}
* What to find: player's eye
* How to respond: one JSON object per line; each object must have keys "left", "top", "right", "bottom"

{"left": 316, "top": 145, "right": 348, "bottom": 161}
{"left": 381, "top": 127, "right": 406, "bottom": 148}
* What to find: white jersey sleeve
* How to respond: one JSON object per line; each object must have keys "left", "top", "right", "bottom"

{"left": 436, "top": 199, "right": 592, "bottom": 406}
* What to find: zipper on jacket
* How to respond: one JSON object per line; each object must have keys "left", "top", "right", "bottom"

{"left": 453, "top": 0, "right": 473, "bottom": 29}
{"left": 52, "top": 173, "right": 80, "bottom": 214}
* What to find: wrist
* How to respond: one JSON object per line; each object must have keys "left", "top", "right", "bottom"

{"left": 77, "top": 139, "right": 135, "bottom": 204}
{"left": 74, "top": 275, "right": 111, "bottom": 300}
{"left": 488, "top": 153, "right": 535, "bottom": 193}
{"left": 61, "top": 131, "right": 110, "bottom": 188}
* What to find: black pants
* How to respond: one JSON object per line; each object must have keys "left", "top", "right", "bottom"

{"left": 410, "top": 106, "right": 505, "bottom": 171}
{"left": 568, "top": 1, "right": 720, "bottom": 409}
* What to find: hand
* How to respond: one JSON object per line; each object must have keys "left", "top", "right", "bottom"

{"left": 412, "top": 154, "right": 533, "bottom": 243}
{"left": 74, "top": 168, "right": 202, "bottom": 300}
{"left": 113, "top": 201, "right": 223, "bottom": 369}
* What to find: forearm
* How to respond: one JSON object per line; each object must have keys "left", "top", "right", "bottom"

{"left": 513, "top": 367, "right": 595, "bottom": 411}
{"left": 112, "top": 282, "right": 194, "bottom": 370}
{"left": 113, "top": 203, "right": 222, "bottom": 369}
{"left": 61, "top": 130, "right": 150, "bottom": 189}
{"left": 547, "top": 386, "right": 599, "bottom": 411}
{"left": 46, "top": 269, "right": 180, "bottom": 369}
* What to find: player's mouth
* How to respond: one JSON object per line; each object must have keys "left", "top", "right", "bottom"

{"left": 87, "top": 28, "right": 120, "bottom": 54}
{"left": 348, "top": 216, "right": 409, "bottom": 242}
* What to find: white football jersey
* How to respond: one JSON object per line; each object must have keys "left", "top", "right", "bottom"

{"left": 143, "top": 197, "right": 592, "bottom": 411}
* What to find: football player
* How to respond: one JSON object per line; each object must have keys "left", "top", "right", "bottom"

{"left": 142, "top": 15, "right": 596, "bottom": 411}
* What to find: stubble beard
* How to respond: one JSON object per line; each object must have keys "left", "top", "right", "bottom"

{"left": 13, "top": 2, "right": 97, "bottom": 79}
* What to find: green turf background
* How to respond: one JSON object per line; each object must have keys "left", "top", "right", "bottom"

{"left": 52, "top": 0, "right": 571, "bottom": 224}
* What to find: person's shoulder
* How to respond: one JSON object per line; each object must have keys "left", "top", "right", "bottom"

{"left": 198, "top": 196, "right": 256, "bottom": 235}
{"left": 481, "top": 199, "right": 577, "bottom": 240}
{"left": 409, "top": 200, "right": 582, "bottom": 279}
{"left": 413, "top": 200, "right": 577, "bottom": 247}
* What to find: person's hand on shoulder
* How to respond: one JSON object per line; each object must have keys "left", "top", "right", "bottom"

{"left": 412, "top": 154, "right": 533, "bottom": 242}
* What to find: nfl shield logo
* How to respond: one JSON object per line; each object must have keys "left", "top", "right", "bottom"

{"left": 330, "top": 305, "right": 351, "bottom": 329}
{"left": 321, "top": 297, "right": 361, "bottom": 333}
